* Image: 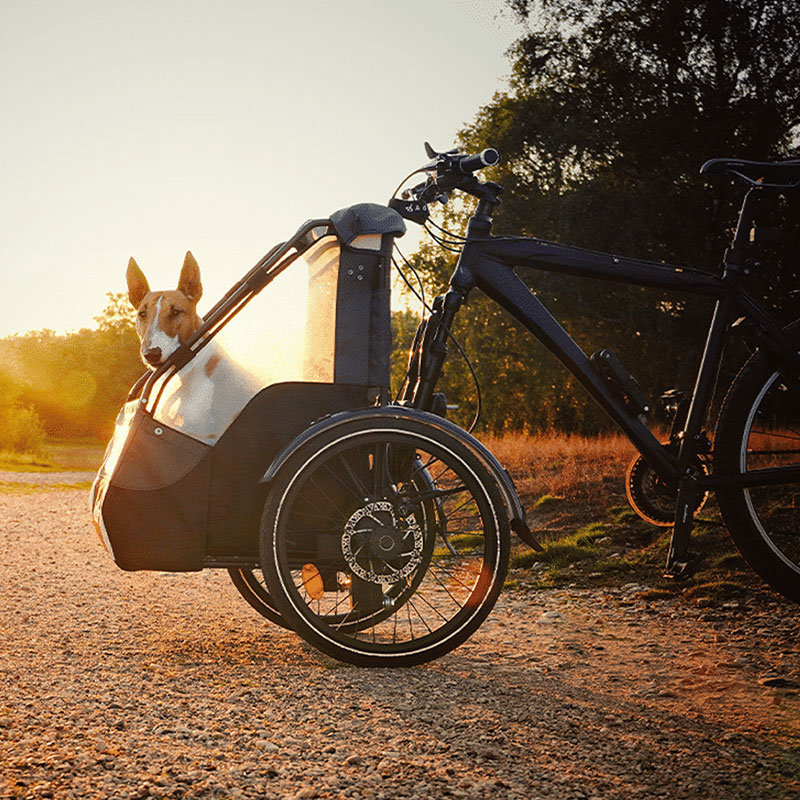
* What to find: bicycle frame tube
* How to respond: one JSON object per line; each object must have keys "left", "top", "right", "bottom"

{"left": 405, "top": 175, "right": 800, "bottom": 576}
{"left": 443, "top": 234, "right": 759, "bottom": 485}
{"left": 475, "top": 237, "right": 728, "bottom": 296}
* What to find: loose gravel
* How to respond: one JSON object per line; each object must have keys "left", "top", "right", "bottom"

{"left": 1, "top": 483, "right": 798, "bottom": 800}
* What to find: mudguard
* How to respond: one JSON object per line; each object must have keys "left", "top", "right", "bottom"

{"left": 261, "top": 405, "right": 543, "bottom": 551}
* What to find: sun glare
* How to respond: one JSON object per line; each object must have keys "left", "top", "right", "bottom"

{"left": 215, "top": 266, "right": 309, "bottom": 384}
{"left": 213, "top": 236, "right": 340, "bottom": 387}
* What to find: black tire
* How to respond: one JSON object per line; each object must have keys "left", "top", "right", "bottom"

{"left": 715, "top": 326, "right": 800, "bottom": 603}
{"left": 260, "top": 414, "right": 510, "bottom": 666}
{"left": 227, "top": 568, "right": 291, "bottom": 629}
{"left": 227, "top": 465, "right": 437, "bottom": 634}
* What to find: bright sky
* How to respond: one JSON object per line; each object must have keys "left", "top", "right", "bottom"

{"left": 0, "top": 0, "right": 520, "bottom": 338}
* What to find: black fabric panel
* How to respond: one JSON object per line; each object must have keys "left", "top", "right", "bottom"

{"left": 334, "top": 249, "right": 379, "bottom": 385}
{"left": 112, "top": 409, "right": 209, "bottom": 491}
{"left": 205, "top": 382, "right": 371, "bottom": 557}
{"left": 102, "top": 452, "right": 212, "bottom": 571}
{"left": 368, "top": 246, "right": 392, "bottom": 389}
{"left": 333, "top": 241, "right": 392, "bottom": 388}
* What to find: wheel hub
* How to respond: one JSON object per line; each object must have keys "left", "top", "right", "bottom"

{"left": 342, "top": 501, "right": 424, "bottom": 584}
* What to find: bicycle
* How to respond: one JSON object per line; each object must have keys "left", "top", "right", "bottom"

{"left": 399, "top": 145, "right": 800, "bottom": 586}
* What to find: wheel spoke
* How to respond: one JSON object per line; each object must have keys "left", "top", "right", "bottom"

{"left": 403, "top": 594, "right": 435, "bottom": 634}
{"left": 265, "top": 422, "right": 507, "bottom": 665}
{"left": 428, "top": 560, "right": 480, "bottom": 593}
{"left": 372, "top": 442, "right": 391, "bottom": 496}
{"left": 333, "top": 452, "right": 371, "bottom": 502}
{"left": 305, "top": 474, "right": 349, "bottom": 519}
{"left": 425, "top": 564, "right": 468, "bottom": 608}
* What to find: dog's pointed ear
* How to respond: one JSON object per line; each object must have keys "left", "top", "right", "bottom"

{"left": 126, "top": 257, "right": 150, "bottom": 309}
{"left": 178, "top": 251, "right": 202, "bottom": 303}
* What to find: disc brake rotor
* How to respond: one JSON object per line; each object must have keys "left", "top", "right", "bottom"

{"left": 341, "top": 501, "right": 424, "bottom": 584}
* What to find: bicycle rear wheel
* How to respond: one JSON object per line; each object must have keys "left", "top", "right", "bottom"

{"left": 260, "top": 414, "right": 510, "bottom": 666}
{"left": 715, "top": 328, "right": 800, "bottom": 603}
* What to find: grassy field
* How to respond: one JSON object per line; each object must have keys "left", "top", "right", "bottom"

{"left": 0, "top": 439, "right": 106, "bottom": 472}
{"left": 481, "top": 431, "right": 778, "bottom": 606}
{"left": 483, "top": 431, "right": 637, "bottom": 525}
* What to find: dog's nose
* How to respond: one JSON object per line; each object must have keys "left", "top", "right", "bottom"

{"left": 143, "top": 347, "right": 163, "bottom": 365}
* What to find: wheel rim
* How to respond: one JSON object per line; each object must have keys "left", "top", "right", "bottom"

{"left": 740, "top": 369, "right": 800, "bottom": 575}
{"left": 228, "top": 568, "right": 290, "bottom": 629}
{"left": 269, "top": 428, "right": 502, "bottom": 657}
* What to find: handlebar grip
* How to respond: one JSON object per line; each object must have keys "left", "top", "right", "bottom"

{"left": 458, "top": 148, "right": 500, "bottom": 173}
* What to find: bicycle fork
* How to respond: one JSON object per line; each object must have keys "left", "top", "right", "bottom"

{"left": 411, "top": 289, "right": 466, "bottom": 412}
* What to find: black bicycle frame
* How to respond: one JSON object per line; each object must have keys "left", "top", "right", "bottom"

{"left": 413, "top": 188, "right": 800, "bottom": 497}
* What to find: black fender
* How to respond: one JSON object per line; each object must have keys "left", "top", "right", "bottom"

{"left": 260, "top": 405, "right": 543, "bottom": 551}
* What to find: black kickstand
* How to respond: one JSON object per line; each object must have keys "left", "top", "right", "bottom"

{"left": 663, "top": 475, "right": 700, "bottom": 579}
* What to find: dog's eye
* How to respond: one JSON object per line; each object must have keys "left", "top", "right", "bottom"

{"left": 138, "top": 310, "right": 147, "bottom": 319}
{"left": 169, "top": 307, "right": 184, "bottom": 318}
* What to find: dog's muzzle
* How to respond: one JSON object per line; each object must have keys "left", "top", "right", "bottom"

{"left": 143, "top": 347, "right": 163, "bottom": 366}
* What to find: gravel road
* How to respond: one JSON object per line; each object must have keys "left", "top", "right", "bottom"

{"left": 1, "top": 480, "right": 799, "bottom": 800}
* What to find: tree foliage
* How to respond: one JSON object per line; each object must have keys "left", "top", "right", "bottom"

{"left": 406, "top": 0, "right": 800, "bottom": 433}
{"left": 0, "top": 293, "right": 143, "bottom": 441}
{"left": 0, "top": 373, "right": 47, "bottom": 455}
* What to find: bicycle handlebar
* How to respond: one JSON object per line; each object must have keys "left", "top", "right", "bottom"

{"left": 456, "top": 148, "right": 500, "bottom": 174}
{"left": 410, "top": 144, "right": 501, "bottom": 200}
{"left": 389, "top": 143, "right": 502, "bottom": 224}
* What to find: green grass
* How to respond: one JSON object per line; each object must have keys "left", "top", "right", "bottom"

{"left": 0, "top": 450, "right": 56, "bottom": 471}
{"left": 506, "top": 504, "right": 773, "bottom": 605}
{"left": 534, "top": 494, "right": 566, "bottom": 510}
{"left": 46, "top": 439, "right": 106, "bottom": 470}
{"left": 509, "top": 522, "right": 609, "bottom": 571}
{"left": 606, "top": 505, "right": 644, "bottom": 525}
{"left": 446, "top": 533, "right": 486, "bottom": 549}
{"left": 683, "top": 580, "right": 749, "bottom": 603}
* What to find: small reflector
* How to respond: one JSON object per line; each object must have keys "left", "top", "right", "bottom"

{"left": 301, "top": 563, "right": 325, "bottom": 600}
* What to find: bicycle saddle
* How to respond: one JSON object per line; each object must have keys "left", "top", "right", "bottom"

{"left": 700, "top": 157, "right": 800, "bottom": 189}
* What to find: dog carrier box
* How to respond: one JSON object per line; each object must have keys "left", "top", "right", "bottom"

{"left": 91, "top": 204, "right": 405, "bottom": 571}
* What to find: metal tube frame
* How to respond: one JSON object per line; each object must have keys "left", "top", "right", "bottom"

{"left": 129, "top": 218, "right": 333, "bottom": 410}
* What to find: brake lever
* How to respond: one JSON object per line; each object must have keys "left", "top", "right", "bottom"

{"left": 424, "top": 141, "right": 458, "bottom": 160}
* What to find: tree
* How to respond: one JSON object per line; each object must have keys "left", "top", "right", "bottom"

{"left": 391, "top": 308, "right": 423, "bottom": 398}
{"left": 0, "top": 294, "right": 143, "bottom": 440}
{"left": 0, "top": 373, "right": 47, "bottom": 456}
{"left": 409, "top": 0, "right": 800, "bottom": 433}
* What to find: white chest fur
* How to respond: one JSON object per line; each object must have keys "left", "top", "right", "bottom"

{"left": 154, "top": 340, "right": 260, "bottom": 443}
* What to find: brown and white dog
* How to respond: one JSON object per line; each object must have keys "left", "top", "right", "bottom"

{"left": 126, "top": 252, "right": 259, "bottom": 442}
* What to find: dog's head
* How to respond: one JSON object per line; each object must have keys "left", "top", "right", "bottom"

{"left": 126, "top": 251, "right": 203, "bottom": 368}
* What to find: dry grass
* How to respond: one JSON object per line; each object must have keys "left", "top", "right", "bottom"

{"left": 0, "top": 450, "right": 55, "bottom": 471}
{"left": 0, "top": 439, "right": 106, "bottom": 473}
{"left": 45, "top": 439, "right": 106, "bottom": 471}
{"left": 485, "top": 432, "right": 775, "bottom": 605}
{"left": 479, "top": 431, "right": 637, "bottom": 527}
